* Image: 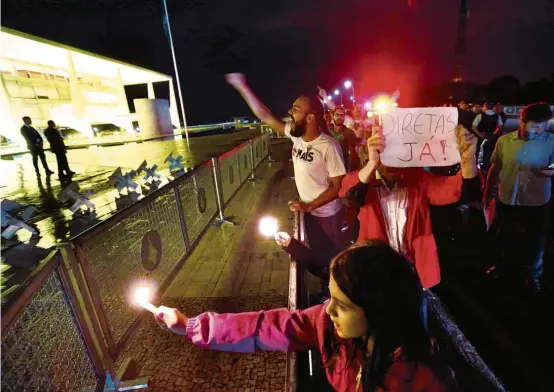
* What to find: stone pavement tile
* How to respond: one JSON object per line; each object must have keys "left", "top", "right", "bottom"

{"left": 269, "top": 271, "right": 289, "bottom": 296}
{"left": 208, "top": 266, "right": 225, "bottom": 284}
{"left": 230, "top": 260, "right": 252, "bottom": 294}
{"left": 259, "top": 281, "right": 272, "bottom": 294}
{"left": 191, "top": 267, "right": 216, "bottom": 284}
{"left": 184, "top": 284, "right": 213, "bottom": 297}
{"left": 261, "top": 255, "right": 273, "bottom": 283}
{"left": 270, "top": 250, "right": 290, "bottom": 272}
{"left": 238, "top": 282, "right": 262, "bottom": 296}
{"left": 241, "top": 255, "right": 266, "bottom": 284}
{"left": 118, "top": 295, "right": 289, "bottom": 392}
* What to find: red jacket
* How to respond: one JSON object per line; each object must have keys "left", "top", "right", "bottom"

{"left": 339, "top": 169, "right": 463, "bottom": 288}
{"left": 185, "top": 303, "right": 455, "bottom": 391}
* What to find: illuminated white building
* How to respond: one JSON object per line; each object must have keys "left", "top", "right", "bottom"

{"left": 0, "top": 27, "right": 181, "bottom": 146}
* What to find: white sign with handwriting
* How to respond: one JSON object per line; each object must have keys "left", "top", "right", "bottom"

{"left": 379, "top": 107, "right": 459, "bottom": 167}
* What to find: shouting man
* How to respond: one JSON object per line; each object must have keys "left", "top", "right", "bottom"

{"left": 226, "top": 73, "right": 346, "bottom": 285}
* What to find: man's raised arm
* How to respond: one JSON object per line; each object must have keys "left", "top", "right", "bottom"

{"left": 225, "top": 73, "right": 286, "bottom": 135}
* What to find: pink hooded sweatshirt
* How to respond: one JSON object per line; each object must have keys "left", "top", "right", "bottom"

{"left": 185, "top": 302, "right": 455, "bottom": 391}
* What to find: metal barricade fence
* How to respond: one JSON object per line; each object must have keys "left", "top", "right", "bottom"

{"left": 254, "top": 135, "right": 264, "bottom": 167}
{"left": 262, "top": 132, "right": 270, "bottom": 158}
{"left": 177, "top": 161, "right": 219, "bottom": 246}
{"left": 1, "top": 133, "right": 271, "bottom": 391}
{"left": 238, "top": 140, "right": 252, "bottom": 182}
{"left": 1, "top": 251, "right": 101, "bottom": 392}
{"left": 218, "top": 142, "right": 246, "bottom": 205}
{"left": 74, "top": 187, "right": 188, "bottom": 350}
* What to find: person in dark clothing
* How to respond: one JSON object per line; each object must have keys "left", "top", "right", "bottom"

{"left": 472, "top": 102, "right": 503, "bottom": 175}
{"left": 44, "top": 120, "right": 74, "bottom": 177}
{"left": 494, "top": 103, "right": 507, "bottom": 133}
{"left": 20, "top": 116, "right": 54, "bottom": 176}
{"left": 483, "top": 103, "right": 554, "bottom": 294}
{"left": 458, "top": 100, "right": 477, "bottom": 136}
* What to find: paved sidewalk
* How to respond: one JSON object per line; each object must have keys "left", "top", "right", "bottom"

{"left": 165, "top": 163, "right": 297, "bottom": 298}
{"left": 118, "top": 142, "right": 300, "bottom": 391}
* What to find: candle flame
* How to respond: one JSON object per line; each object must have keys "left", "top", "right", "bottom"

{"left": 259, "top": 216, "right": 278, "bottom": 237}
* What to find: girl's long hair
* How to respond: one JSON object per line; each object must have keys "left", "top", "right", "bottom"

{"left": 322, "top": 241, "right": 432, "bottom": 391}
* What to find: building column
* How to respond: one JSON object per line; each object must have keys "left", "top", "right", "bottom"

{"left": 168, "top": 78, "right": 180, "bottom": 130}
{"left": 0, "top": 73, "right": 24, "bottom": 147}
{"left": 115, "top": 66, "right": 134, "bottom": 134}
{"left": 67, "top": 50, "right": 93, "bottom": 137}
{"left": 147, "top": 82, "right": 155, "bottom": 99}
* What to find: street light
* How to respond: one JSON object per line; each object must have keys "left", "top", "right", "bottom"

{"left": 349, "top": 96, "right": 354, "bottom": 101}
{"left": 344, "top": 80, "right": 355, "bottom": 104}
{"left": 334, "top": 89, "right": 340, "bottom": 96}
{"left": 375, "top": 99, "right": 390, "bottom": 113}
{"left": 327, "top": 96, "right": 333, "bottom": 102}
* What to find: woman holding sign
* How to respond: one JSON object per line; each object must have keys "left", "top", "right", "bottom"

{"left": 339, "top": 121, "right": 479, "bottom": 288}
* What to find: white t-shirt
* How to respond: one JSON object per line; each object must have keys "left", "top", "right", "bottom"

{"left": 285, "top": 123, "right": 346, "bottom": 217}
{"left": 376, "top": 184, "right": 409, "bottom": 258}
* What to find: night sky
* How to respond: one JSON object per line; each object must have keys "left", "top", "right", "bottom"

{"left": 3, "top": 0, "right": 553, "bottom": 123}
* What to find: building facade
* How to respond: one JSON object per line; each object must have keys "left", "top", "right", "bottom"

{"left": 0, "top": 27, "right": 181, "bottom": 146}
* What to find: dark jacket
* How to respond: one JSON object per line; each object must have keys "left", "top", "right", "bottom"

{"left": 44, "top": 126, "right": 66, "bottom": 153}
{"left": 20, "top": 125, "right": 44, "bottom": 152}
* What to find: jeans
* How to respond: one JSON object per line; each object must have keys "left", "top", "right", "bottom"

{"left": 495, "top": 201, "right": 549, "bottom": 282}
{"left": 479, "top": 136, "right": 498, "bottom": 175}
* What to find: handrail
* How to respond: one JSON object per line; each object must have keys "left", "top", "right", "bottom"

{"left": 217, "top": 138, "right": 250, "bottom": 161}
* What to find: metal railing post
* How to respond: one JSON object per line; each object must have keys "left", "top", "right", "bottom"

{"left": 267, "top": 133, "right": 276, "bottom": 163}
{"left": 248, "top": 139, "right": 260, "bottom": 182}
{"left": 211, "top": 157, "right": 235, "bottom": 226}
{"left": 173, "top": 185, "right": 191, "bottom": 250}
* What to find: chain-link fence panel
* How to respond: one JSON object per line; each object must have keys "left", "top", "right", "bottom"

{"left": 218, "top": 148, "right": 241, "bottom": 205}
{"left": 254, "top": 136, "right": 263, "bottom": 167}
{"left": 80, "top": 189, "right": 186, "bottom": 344}
{"left": 178, "top": 163, "right": 218, "bottom": 246}
{"left": 262, "top": 133, "right": 270, "bottom": 158}
{"left": 1, "top": 266, "right": 99, "bottom": 392}
{"left": 238, "top": 142, "right": 251, "bottom": 183}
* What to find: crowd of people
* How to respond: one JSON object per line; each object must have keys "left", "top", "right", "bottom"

{"left": 151, "top": 74, "right": 553, "bottom": 391}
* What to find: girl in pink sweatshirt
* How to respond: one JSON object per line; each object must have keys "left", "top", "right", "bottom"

{"left": 156, "top": 241, "right": 456, "bottom": 391}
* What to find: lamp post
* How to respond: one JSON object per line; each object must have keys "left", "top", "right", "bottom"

{"left": 334, "top": 89, "right": 342, "bottom": 106}
{"left": 344, "top": 80, "right": 355, "bottom": 104}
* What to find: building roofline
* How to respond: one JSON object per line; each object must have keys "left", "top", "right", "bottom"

{"left": 1, "top": 26, "right": 172, "bottom": 81}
